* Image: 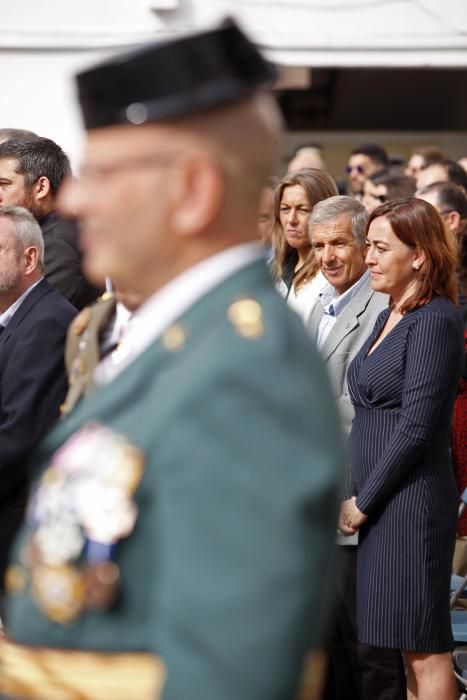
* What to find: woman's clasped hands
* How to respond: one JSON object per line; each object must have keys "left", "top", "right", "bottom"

{"left": 338, "top": 497, "right": 368, "bottom": 536}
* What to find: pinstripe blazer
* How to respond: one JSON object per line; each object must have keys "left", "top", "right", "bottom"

{"left": 307, "top": 276, "right": 388, "bottom": 438}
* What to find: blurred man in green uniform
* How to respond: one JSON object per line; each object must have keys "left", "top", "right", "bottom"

{"left": 0, "top": 19, "right": 344, "bottom": 700}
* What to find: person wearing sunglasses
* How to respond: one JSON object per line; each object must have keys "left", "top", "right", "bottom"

{"left": 404, "top": 145, "right": 444, "bottom": 180}
{"left": 345, "top": 143, "right": 389, "bottom": 198}
{"left": 362, "top": 173, "right": 416, "bottom": 214}
{"left": 416, "top": 158, "right": 467, "bottom": 194}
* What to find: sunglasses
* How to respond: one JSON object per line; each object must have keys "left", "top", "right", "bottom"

{"left": 345, "top": 165, "right": 365, "bottom": 175}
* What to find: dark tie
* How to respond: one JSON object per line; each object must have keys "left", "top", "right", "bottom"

{"left": 0, "top": 325, "right": 4, "bottom": 336}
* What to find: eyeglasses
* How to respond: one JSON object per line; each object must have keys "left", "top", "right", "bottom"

{"left": 368, "top": 193, "right": 387, "bottom": 203}
{"left": 78, "top": 152, "right": 182, "bottom": 182}
{"left": 345, "top": 165, "right": 365, "bottom": 175}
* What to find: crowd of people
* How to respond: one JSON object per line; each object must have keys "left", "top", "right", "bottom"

{"left": 0, "top": 17, "right": 464, "bottom": 700}
{"left": 261, "top": 141, "right": 467, "bottom": 699}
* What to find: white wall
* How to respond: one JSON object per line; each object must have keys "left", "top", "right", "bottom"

{"left": 0, "top": 0, "right": 170, "bottom": 165}
{"left": 0, "top": 51, "right": 102, "bottom": 166}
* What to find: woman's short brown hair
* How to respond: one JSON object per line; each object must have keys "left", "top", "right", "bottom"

{"left": 272, "top": 168, "right": 338, "bottom": 290}
{"left": 367, "top": 197, "right": 458, "bottom": 313}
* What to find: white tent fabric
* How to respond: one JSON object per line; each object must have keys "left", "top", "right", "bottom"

{"left": 0, "top": 0, "right": 466, "bottom": 160}
{"left": 1, "top": 0, "right": 466, "bottom": 65}
{"left": 159, "top": 0, "right": 467, "bottom": 67}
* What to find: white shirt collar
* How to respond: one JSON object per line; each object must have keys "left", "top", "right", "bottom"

{"left": 0, "top": 278, "right": 44, "bottom": 328}
{"left": 319, "top": 269, "right": 369, "bottom": 318}
{"left": 94, "top": 242, "right": 265, "bottom": 385}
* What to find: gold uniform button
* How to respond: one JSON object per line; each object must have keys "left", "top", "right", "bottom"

{"left": 71, "top": 307, "right": 91, "bottom": 336}
{"left": 161, "top": 324, "right": 186, "bottom": 351}
{"left": 227, "top": 299, "right": 264, "bottom": 339}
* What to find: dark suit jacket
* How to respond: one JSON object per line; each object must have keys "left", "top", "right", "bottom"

{"left": 41, "top": 211, "right": 101, "bottom": 310}
{"left": 0, "top": 279, "right": 77, "bottom": 583}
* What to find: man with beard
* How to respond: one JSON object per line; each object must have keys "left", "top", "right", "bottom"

{"left": 0, "top": 136, "right": 101, "bottom": 308}
{"left": 0, "top": 205, "right": 76, "bottom": 616}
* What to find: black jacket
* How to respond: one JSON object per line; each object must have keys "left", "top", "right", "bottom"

{"left": 41, "top": 211, "right": 101, "bottom": 310}
{"left": 0, "top": 279, "right": 77, "bottom": 583}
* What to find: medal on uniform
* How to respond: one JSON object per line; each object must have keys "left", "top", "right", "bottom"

{"left": 83, "top": 561, "right": 120, "bottom": 610}
{"left": 31, "top": 565, "right": 85, "bottom": 624}
{"left": 33, "top": 521, "right": 84, "bottom": 566}
{"left": 15, "top": 421, "right": 145, "bottom": 625}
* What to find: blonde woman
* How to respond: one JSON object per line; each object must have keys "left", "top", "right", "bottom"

{"left": 272, "top": 168, "right": 338, "bottom": 323}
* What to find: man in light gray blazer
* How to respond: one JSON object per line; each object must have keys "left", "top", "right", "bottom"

{"left": 307, "top": 196, "right": 388, "bottom": 438}
{"left": 308, "top": 196, "right": 405, "bottom": 700}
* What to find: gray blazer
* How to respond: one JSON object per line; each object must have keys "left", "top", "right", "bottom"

{"left": 307, "top": 278, "right": 389, "bottom": 439}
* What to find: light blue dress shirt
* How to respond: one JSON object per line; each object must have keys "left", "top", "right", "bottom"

{"left": 317, "top": 269, "right": 370, "bottom": 350}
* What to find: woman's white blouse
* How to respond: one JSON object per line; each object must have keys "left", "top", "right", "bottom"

{"left": 277, "top": 271, "right": 327, "bottom": 326}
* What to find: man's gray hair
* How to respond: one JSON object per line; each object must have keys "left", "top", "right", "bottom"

{"left": 0, "top": 206, "right": 45, "bottom": 270}
{"left": 308, "top": 195, "right": 368, "bottom": 247}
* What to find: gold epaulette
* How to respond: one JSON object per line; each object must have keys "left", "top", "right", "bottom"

{"left": 0, "top": 637, "right": 166, "bottom": 700}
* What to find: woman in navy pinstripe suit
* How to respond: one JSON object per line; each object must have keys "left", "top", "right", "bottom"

{"left": 340, "top": 198, "right": 464, "bottom": 699}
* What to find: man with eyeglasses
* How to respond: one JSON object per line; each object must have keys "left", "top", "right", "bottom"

{"left": 0, "top": 19, "right": 344, "bottom": 700}
{"left": 345, "top": 143, "right": 389, "bottom": 199}
{"left": 0, "top": 137, "right": 101, "bottom": 309}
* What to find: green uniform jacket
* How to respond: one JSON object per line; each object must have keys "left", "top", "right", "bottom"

{"left": 5, "top": 260, "right": 344, "bottom": 700}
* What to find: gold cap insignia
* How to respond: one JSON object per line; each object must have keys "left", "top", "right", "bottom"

{"left": 161, "top": 324, "right": 186, "bottom": 352}
{"left": 227, "top": 298, "right": 264, "bottom": 339}
{"left": 71, "top": 307, "right": 91, "bottom": 336}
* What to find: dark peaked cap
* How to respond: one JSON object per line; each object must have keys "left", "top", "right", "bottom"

{"left": 76, "top": 18, "right": 277, "bottom": 130}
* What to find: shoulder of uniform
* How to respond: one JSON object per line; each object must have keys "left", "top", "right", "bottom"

{"left": 158, "top": 296, "right": 267, "bottom": 355}
{"left": 226, "top": 296, "right": 265, "bottom": 340}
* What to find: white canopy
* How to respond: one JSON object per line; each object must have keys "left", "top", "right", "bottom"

{"left": 159, "top": 0, "right": 467, "bottom": 68}
{"left": 1, "top": 0, "right": 466, "bottom": 66}
{"left": 1, "top": 0, "right": 466, "bottom": 160}
{"left": 0, "top": 0, "right": 467, "bottom": 67}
